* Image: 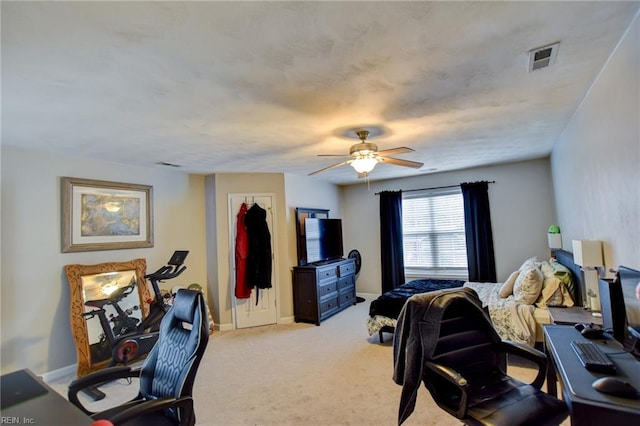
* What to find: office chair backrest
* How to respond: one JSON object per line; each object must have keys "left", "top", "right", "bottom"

{"left": 431, "top": 298, "right": 506, "bottom": 378}
{"left": 139, "top": 289, "right": 209, "bottom": 423}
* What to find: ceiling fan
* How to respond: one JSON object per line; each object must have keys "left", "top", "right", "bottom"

{"left": 309, "top": 130, "right": 424, "bottom": 178}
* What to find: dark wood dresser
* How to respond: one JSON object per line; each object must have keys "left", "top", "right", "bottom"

{"left": 293, "top": 258, "right": 356, "bottom": 325}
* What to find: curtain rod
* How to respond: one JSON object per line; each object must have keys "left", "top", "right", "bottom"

{"left": 374, "top": 180, "right": 495, "bottom": 195}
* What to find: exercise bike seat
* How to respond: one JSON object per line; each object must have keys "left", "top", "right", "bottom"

{"left": 84, "top": 284, "right": 135, "bottom": 309}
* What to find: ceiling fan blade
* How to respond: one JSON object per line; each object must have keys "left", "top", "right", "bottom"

{"left": 379, "top": 156, "right": 424, "bottom": 169}
{"left": 317, "top": 154, "right": 350, "bottom": 158}
{"left": 376, "top": 147, "right": 414, "bottom": 156}
{"left": 308, "top": 161, "right": 349, "bottom": 176}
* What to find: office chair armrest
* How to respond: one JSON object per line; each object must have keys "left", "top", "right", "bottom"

{"left": 424, "top": 361, "right": 469, "bottom": 419}
{"left": 107, "top": 396, "right": 194, "bottom": 425}
{"left": 68, "top": 366, "right": 141, "bottom": 415}
{"left": 499, "top": 340, "right": 547, "bottom": 389}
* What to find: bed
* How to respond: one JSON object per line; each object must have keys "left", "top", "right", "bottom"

{"left": 367, "top": 278, "right": 466, "bottom": 342}
{"left": 367, "top": 249, "right": 582, "bottom": 345}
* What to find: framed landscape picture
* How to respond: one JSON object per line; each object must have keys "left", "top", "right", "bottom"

{"left": 61, "top": 177, "right": 154, "bottom": 252}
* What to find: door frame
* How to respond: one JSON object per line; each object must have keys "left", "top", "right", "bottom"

{"left": 228, "top": 193, "right": 280, "bottom": 329}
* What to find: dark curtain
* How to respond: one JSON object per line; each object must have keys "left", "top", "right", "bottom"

{"left": 461, "top": 181, "right": 497, "bottom": 282}
{"left": 379, "top": 190, "right": 405, "bottom": 292}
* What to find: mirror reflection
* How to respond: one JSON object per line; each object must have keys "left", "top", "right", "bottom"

{"left": 81, "top": 270, "right": 143, "bottom": 364}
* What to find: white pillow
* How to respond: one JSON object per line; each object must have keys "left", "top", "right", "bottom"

{"left": 513, "top": 266, "right": 543, "bottom": 305}
{"left": 539, "top": 260, "right": 556, "bottom": 279}
{"left": 518, "top": 256, "right": 539, "bottom": 272}
{"left": 499, "top": 271, "right": 519, "bottom": 298}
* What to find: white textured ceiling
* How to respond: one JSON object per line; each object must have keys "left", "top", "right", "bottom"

{"left": 2, "top": 1, "right": 638, "bottom": 185}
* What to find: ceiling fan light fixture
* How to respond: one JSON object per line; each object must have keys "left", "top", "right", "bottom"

{"left": 350, "top": 157, "right": 378, "bottom": 173}
{"left": 309, "top": 126, "right": 423, "bottom": 177}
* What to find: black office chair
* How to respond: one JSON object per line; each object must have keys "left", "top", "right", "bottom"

{"left": 69, "top": 289, "right": 209, "bottom": 426}
{"left": 393, "top": 287, "right": 568, "bottom": 426}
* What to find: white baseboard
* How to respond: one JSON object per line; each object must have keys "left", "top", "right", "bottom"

{"left": 278, "top": 316, "right": 294, "bottom": 324}
{"left": 357, "top": 292, "right": 380, "bottom": 299}
{"left": 42, "top": 364, "right": 76, "bottom": 383}
{"left": 217, "top": 323, "right": 235, "bottom": 331}
{"left": 218, "top": 316, "right": 294, "bottom": 331}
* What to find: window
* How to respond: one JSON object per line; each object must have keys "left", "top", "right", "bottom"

{"left": 402, "top": 188, "right": 468, "bottom": 278}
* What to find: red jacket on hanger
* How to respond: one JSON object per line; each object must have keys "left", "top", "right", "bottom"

{"left": 235, "top": 202, "right": 251, "bottom": 299}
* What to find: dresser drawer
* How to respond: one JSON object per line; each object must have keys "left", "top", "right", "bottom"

{"left": 317, "top": 266, "right": 338, "bottom": 282}
{"left": 318, "top": 281, "right": 338, "bottom": 298}
{"left": 338, "top": 262, "right": 355, "bottom": 277}
{"left": 320, "top": 295, "right": 340, "bottom": 316}
{"left": 337, "top": 275, "right": 354, "bottom": 291}
{"left": 339, "top": 288, "right": 355, "bottom": 306}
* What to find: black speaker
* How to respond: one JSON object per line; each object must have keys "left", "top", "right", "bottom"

{"left": 598, "top": 278, "right": 625, "bottom": 343}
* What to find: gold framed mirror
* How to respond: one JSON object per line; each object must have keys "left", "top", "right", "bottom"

{"left": 65, "top": 258, "right": 149, "bottom": 377}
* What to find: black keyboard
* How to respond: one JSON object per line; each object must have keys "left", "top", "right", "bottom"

{"left": 570, "top": 341, "right": 616, "bottom": 374}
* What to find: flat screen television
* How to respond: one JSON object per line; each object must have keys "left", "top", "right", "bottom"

{"left": 305, "top": 218, "right": 344, "bottom": 264}
{"left": 619, "top": 265, "right": 640, "bottom": 357}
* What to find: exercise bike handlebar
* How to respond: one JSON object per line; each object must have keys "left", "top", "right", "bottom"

{"left": 144, "top": 264, "right": 187, "bottom": 282}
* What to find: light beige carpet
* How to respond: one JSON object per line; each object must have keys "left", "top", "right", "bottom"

{"left": 49, "top": 295, "right": 564, "bottom": 425}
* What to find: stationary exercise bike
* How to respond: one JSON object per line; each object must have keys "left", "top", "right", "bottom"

{"left": 82, "top": 250, "right": 189, "bottom": 368}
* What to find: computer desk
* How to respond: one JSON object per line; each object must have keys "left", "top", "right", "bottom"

{"left": 1, "top": 368, "right": 93, "bottom": 425}
{"left": 544, "top": 325, "right": 640, "bottom": 425}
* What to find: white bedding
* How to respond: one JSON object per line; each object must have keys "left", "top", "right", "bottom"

{"left": 463, "top": 281, "right": 547, "bottom": 346}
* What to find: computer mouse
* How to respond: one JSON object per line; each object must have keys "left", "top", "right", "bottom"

{"left": 592, "top": 377, "right": 639, "bottom": 398}
{"left": 581, "top": 327, "right": 605, "bottom": 339}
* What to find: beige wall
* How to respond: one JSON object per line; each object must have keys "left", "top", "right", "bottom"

{"left": 551, "top": 11, "right": 639, "bottom": 272}
{"left": 1, "top": 146, "right": 207, "bottom": 375}
{"left": 342, "top": 158, "right": 557, "bottom": 295}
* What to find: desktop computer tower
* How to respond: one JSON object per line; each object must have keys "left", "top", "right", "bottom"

{"left": 598, "top": 278, "right": 625, "bottom": 343}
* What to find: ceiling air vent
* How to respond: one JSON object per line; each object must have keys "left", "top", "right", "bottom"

{"left": 156, "top": 161, "right": 182, "bottom": 168}
{"left": 528, "top": 42, "right": 559, "bottom": 72}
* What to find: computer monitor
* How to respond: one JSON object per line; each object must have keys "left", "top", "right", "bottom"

{"left": 598, "top": 278, "right": 625, "bottom": 342}
{"left": 619, "top": 265, "right": 640, "bottom": 357}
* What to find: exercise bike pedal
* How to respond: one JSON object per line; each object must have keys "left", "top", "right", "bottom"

{"left": 81, "top": 385, "right": 106, "bottom": 401}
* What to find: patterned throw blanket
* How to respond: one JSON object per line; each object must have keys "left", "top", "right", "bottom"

{"left": 463, "top": 281, "right": 537, "bottom": 346}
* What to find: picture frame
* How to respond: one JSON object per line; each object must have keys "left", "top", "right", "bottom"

{"left": 61, "top": 177, "right": 153, "bottom": 252}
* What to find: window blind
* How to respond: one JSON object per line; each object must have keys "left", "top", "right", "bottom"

{"left": 402, "top": 188, "right": 468, "bottom": 277}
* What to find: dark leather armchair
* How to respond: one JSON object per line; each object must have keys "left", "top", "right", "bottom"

{"left": 393, "top": 287, "right": 568, "bottom": 426}
{"left": 69, "top": 289, "right": 209, "bottom": 426}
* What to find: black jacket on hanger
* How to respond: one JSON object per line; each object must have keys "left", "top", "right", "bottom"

{"left": 245, "top": 203, "right": 272, "bottom": 298}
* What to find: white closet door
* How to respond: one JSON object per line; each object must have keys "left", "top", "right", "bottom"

{"left": 229, "top": 194, "right": 278, "bottom": 329}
